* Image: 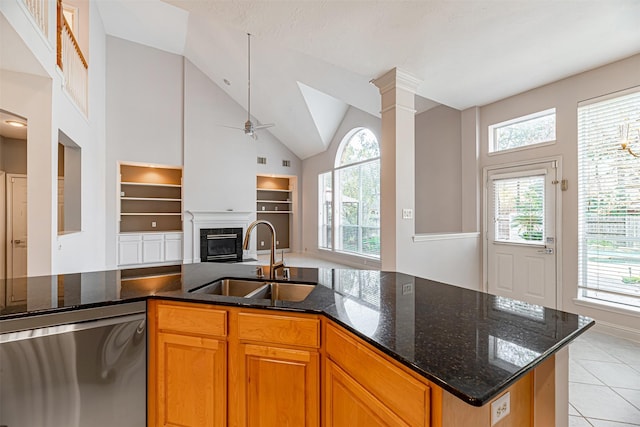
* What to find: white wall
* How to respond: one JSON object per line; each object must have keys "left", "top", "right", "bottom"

{"left": 478, "top": 53, "right": 640, "bottom": 336}
{"left": 182, "top": 59, "right": 302, "bottom": 261}
{"left": 414, "top": 105, "right": 462, "bottom": 233}
{"left": 1, "top": 69, "right": 54, "bottom": 276}
{"left": 104, "top": 36, "right": 184, "bottom": 268}
{"left": 104, "top": 39, "right": 301, "bottom": 267}
{"left": 54, "top": 0, "right": 108, "bottom": 273}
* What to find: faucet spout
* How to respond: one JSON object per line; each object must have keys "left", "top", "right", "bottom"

{"left": 243, "top": 220, "right": 285, "bottom": 280}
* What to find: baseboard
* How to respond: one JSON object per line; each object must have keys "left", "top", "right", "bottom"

{"left": 591, "top": 320, "right": 640, "bottom": 344}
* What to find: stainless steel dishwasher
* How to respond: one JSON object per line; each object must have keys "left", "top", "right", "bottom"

{"left": 0, "top": 302, "right": 146, "bottom": 427}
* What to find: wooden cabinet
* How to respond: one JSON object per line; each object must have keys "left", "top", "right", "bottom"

{"left": 148, "top": 303, "right": 547, "bottom": 427}
{"left": 149, "top": 303, "right": 320, "bottom": 427}
{"left": 148, "top": 301, "right": 228, "bottom": 427}
{"left": 324, "top": 321, "right": 431, "bottom": 427}
{"left": 256, "top": 175, "right": 293, "bottom": 251}
{"left": 325, "top": 359, "right": 411, "bottom": 426}
{"left": 232, "top": 311, "right": 321, "bottom": 427}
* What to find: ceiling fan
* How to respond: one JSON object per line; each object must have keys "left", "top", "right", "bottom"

{"left": 223, "top": 33, "right": 274, "bottom": 140}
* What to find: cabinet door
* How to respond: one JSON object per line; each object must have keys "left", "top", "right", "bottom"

{"left": 155, "top": 332, "right": 226, "bottom": 427}
{"left": 164, "top": 234, "right": 182, "bottom": 261}
{"left": 325, "top": 360, "right": 411, "bottom": 427}
{"left": 238, "top": 343, "right": 319, "bottom": 427}
{"left": 142, "top": 235, "right": 164, "bottom": 263}
{"left": 118, "top": 237, "right": 142, "bottom": 265}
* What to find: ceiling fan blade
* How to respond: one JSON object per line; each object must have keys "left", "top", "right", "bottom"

{"left": 219, "top": 125, "right": 246, "bottom": 131}
{"left": 253, "top": 123, "right": 275, "bottom": 130}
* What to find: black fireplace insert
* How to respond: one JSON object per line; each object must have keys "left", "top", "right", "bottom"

{"left": 200, "top": 228, "right": 243, "bottom": 262}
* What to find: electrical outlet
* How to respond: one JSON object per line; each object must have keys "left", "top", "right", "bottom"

{"left": 402, "top": 283, "right": 413, "bottom": 295}
{"left": 276, "top": 240, "right": 279, "bottom": 245}
{"left": 151, "top": 221, "right": 157, "bottom": 228}
{"left": 402, "top": 208, "right": 413, "bottom": 219}
{"left": 260, "top": 241, "right": 265, "bottom": 247}
{"left": 490, "top": 392, "right": 510, "bottom": 425}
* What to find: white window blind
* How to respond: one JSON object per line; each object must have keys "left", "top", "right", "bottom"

{"left": 578, "top": 88, "right": 640, "bottom": 310}
{"left": 493, "top": 175, "right": 545, "bottom": 244}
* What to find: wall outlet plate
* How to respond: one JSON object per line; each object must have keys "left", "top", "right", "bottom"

{"left": 490, "top": 391, "right": 510, "bottom": 425}
{"left": 402, "top": 208, "right": 413, "bottom": 219}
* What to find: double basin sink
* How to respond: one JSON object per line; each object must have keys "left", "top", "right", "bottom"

{"left": 190, "top": 278, "right": 316, "bottom": 302}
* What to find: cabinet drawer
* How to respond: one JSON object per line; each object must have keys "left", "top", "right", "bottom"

{"left": 238, "top": 312, "right": 320, "bottom": 348}
{"left": 325, "top": 323, "right": 429, "bottom": 427}
{"left": 156, "top": 302, "right": 227, "bottom": 337}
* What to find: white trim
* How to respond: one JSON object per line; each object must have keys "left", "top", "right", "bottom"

{"left": 578, "top": 85, "right": 640, "bottom": 107}
{"left": 412, "top": 232, "right": 480, "bottom": 242}
{"left": 187, "top": 211, "right": 253, "bottom": 263}
{"left": 488, "top": 168, "right": 548, "bottom": 181}
{"left": 487, "top": 140, "right": 556, "bottom": 157}
{"left": 573, "top": 297, "right": 640, "bottom": 318}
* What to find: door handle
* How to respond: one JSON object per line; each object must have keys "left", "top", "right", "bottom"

{"left": 537, "top": 248, "right": 554, "bottom": 254}
{"left": 13, "top": 239, "right": 22, "bottom": 244}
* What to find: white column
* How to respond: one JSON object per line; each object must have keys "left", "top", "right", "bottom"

{"left": 372, "top": 68, "right": 421, "bottom": 272}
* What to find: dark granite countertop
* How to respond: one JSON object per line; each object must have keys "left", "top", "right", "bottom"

{"left": 0, "top": 262, "right": 593, "bottom": 406}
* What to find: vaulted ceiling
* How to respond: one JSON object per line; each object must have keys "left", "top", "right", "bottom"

{"left": 96, "top": 0, "right": 640, "bottom": 159}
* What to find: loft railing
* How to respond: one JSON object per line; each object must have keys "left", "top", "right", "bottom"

{"left": 57, "top": 0, "right": 88, "bottom": 115}
{"left": 22, "top": 0, "right": 48, "bottom": 35}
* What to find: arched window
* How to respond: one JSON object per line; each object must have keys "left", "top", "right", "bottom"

{"left": 319, "top": 128, "right": 380, "bottom": 258}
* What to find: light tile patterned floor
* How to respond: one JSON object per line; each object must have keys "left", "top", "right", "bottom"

{"left": 569, "top": 330, "right": 640, "bottom": 426}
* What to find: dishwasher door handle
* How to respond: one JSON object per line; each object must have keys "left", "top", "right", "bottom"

{"left": 0, "top": 313, "right": 145, "bottom": 344}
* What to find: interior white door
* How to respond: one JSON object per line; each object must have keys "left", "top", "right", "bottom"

{"left": 487, "top": 161, "right": 558, "bottom": 308}
{"left": 8, "top": 175, "right": 28, "bottom": 280}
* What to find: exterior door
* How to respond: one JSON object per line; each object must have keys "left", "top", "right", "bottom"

{"left": 486, "top": 161, "right": 558, "bottom": 308}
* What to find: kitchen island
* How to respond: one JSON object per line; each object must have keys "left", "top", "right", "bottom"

{"left": 0, "top": 262, "right": 593, "bottom": 426}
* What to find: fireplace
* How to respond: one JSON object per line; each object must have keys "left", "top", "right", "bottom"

{"left": 200, "top": 228, "right": 243, "bottom": 263}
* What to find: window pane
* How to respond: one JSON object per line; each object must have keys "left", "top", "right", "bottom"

{"left": 493, "top": 175, "right": 545, "bottom": 244}
{"left": 335, "top": 160, "right": 380, "bottom": 258}
{"left": 339, "top": 128, "right": 380, "bottom": 166}
{"left": 490, "top": 109, "right": 556, "bottom": 153}
{"left": 318, "top": 172, "right": 332, "bottom": 249}
{"left": 578, "top": 89, "right": 640, "bottom": 309}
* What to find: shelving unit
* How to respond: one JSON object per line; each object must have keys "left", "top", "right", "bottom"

{"left": 118, "top": 164, "right": 183, "bottom": 267}
{"left": 256, "top": 176, "right": 293, "bottom": 251}
{"left": 119, "top": 165, "right": 183, "bottom": 233}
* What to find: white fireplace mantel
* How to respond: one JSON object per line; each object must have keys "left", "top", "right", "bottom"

{"left": 187, "top": 211, "right": 254, "bottom": 263}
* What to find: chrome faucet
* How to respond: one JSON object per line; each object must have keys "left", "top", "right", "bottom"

{"left": 243, "top": 220, "right": 285, "bottom": 280}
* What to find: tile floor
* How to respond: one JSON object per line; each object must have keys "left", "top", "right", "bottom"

{"left": 261, "top": 253, "right": 640, "bottom": 426}
{"left": 569, "top": 330, "right": 640, "bottom": 426}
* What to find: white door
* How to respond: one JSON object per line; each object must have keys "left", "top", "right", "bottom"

{"left": 486, "top": 161, "right": 558, "bottom": 308}
{"left": 7, "top": 175, "right": 27, "bottom": 304}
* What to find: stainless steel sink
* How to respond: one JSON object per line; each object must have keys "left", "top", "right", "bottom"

{"left": 190, "top": 279, "right": 267, "bottom": 297}
{"left": 245, "top": 282, "right": 316, "bottom": 302}
{"left": 190, "top": 279, "right": 316, "bottom": 302}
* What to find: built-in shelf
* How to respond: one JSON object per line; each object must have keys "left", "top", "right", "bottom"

{"left": 121, "top": 182, "right": 182, "bottom": 188}
{"left": 256, "top": 188, "right": 292, "bottom": 193}
{"left": 119, "top": 164, "right": 183, "bottom": 233}
{"left": 256, "top": 175, "right": 293, "bottom": 250}
{"left": 122, "top": 197, "right": 182, "bottom": 202}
